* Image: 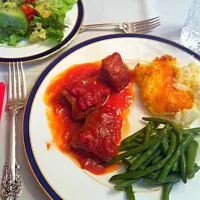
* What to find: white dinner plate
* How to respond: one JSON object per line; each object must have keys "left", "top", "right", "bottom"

{"left": 0, "top": 0, "right": 84, "bottom": 63}
{"left": 23, "top": 34, "right": 200, "bottom": 200}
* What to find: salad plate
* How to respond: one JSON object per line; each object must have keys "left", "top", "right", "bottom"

{"left": 23, "top": 34, "right": 200, "bottom": 200}
{"left": 0, "top": 0, "right": 83, "bottom": 63}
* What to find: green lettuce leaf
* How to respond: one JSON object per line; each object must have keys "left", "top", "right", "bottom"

{"left": 0, "top": 33, "right": 24, "bottom": 46}
{"left": 46, "top": 27, "right": 63, "bottom": 42}
{"left": 47, "top": 0, "right": 76, "bottom": 14}
{"left": 32, "top": 0, "right": 77, "bottom": 43}
{"left": 0, "top": 1, "right": 4, "bottom": 8}
{"left": 63, "top": 0, "right": 77, "bottom": 5}
{"left": 0, "top": 25, "right": 27, "bottom": 36}
{"left": 0, "top": 36, "right": 9, "bottom": 44}
{"left": 8, "top": 33, "right": 24, "bottom": 46}
{"left": 42, "top": 11, "right": 65, "bottom": 29}
{"left": 59, "top": 2, "right": 72, "bottom": 14}
{"left": 0, "top": 25, "right": 25, "bottom": 46}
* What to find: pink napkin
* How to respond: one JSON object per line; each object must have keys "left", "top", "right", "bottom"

{"left": 0, "top": 83, "right": 5, "bottom": 120}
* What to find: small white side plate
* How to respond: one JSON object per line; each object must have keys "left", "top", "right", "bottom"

{"left": 0, "top": 1, "right": 84, "bottom": 63}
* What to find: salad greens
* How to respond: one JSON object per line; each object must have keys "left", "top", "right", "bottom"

{"left": 0, "top": 0, "right": 77, "bottom": 46}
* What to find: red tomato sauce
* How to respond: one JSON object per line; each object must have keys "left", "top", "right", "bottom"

{"left": 44, "top": 61, "right": 134, "bottom": 175}
{"left": 46, "top": 142, "right": 52, "bottom": 150}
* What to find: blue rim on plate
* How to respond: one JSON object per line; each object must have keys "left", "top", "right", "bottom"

{"left": 0, "top": 0, "right": 84, "bottom": 63}
{"left": 23, "top": 34, "right": 200, "bottom": 199}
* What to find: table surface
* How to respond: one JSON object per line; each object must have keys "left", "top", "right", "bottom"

{"left": 0, "top": 0, "right": 193, "bottom": 199}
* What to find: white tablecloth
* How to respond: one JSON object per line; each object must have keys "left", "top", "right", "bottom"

{"left": 0, "top": 0, "right": 193, "bottom": 199}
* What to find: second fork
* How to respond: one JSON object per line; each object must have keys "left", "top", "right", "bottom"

{"left": 79, "top": 16, "right": 161, "bottom": 34}
{"left": 0, "top": 62, "right": 26, "bottom": 200}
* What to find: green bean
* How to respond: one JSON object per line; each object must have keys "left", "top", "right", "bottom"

{"left": 182, "top": 128, "right": 200, "bottom": 135}
{"left": 161, "top": 136, "right": 169, "bottom": 155}
{"left": 106, "top": 126, "right": 169, "bottom": 166}
{"left": 119, "top": 142, "right": 140, "bottom": 151}
{"left": 144, "top": 174, "right": 180, "bottom": 185}
{"left": 129, "top": 125, "right": 168, "bottom": 171}
{"left": 137, "top": 127, "right": 160, "bottom": 139}
{"left": 136, "top": 133, "right": 145, "bottom": 139}
{"left": 142, "top": 117, "right": 181, "bottom": 133}
{"left": 151, "top": 155, "right": 163, "bottom": 165}
{"left": 121, "top": 127, "right": 146, "bottom": 144}
{"left": 130, "top": 144, "right": 161, "bottom": 171}
{"left": 109, "top": 178, "right": 125, "bottom": 183}
{"left": 156, "top": 163, "right": 200, "bottom": 184}
{"left": 134, "top": 137, "right": 143, "bottom": 143}
{"left": 139, "top": 149, "right": 162, "bottom": 170}
{"left": 127, "top": 154, "right": 141, "bottom": 165}
{"left": 114, "top": 179, "right": 139, "bottom": 190}
{"left": 106, "top": 146, "right": 146, "bottom": 166}
{"left": 143, "top": 122, "right": 152, "bottom": 146}
{"left": 173, "top": 126, "right": 187, "bottom": 183}
{"left": 161, "top": 174, "right": 180, "bottom": 184}
{"left": 175, "top": 128, "right": 182, "bottom": 143}
{"left": 186, "top": 140, "right": 199, "bottom": 179}
{"left": 121, "top": 123, "right": 160, "bottom": 145}
{"left": 194, "top": 163, "right": 200, "bottom": 172}
{"left": 125, "top": 185, "right": 135, "bottom": 200}
{"left": 120, "top": 128, "right": 159, "bottom": 151}
{"left": 180, "top": 154, "right": 187, "bottom": 183}
{"left": 106, "top": 146, "right": 145, "bottom": 166}
{"left": 145, "top": 170, "right": 160, "bottom": 179}
{"left": 172, "top": 160, "right": 178, "bottom": 172}
{"left": 110, "top": 133, "right": 177, "bottom": 181}
{"left": 162, "top": 183, "right": 174, "bottom": 200}
{"left": 158, "top": 134, "right": 194, "bottom": 181}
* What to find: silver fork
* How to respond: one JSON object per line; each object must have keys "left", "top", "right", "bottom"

{"left": 79, "top": 16, "right": 161, "bottom": 34}
{"left": 0, "top": 62, "right": 26, "bottom": 200}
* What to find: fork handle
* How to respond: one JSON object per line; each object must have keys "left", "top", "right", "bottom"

{"left": 79, "top": 23, "right": 119, "bottom": 33}
{"left": 8, "top": 110, "right": 17, "bottom": 179}
{"left": 0, "top": 108, "right": 22, "bottom": 199}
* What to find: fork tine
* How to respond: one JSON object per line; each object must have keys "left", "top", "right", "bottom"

{"left": 133, "top": 17, "right": 160, "bottom": 25}
{"left": 12, "top": 62, "right": 17, "bottom": 99}
{"left": 135, "top": 22, "right": 161, "bottom": 33}
{"left": 20, "top": 62, "right": 26, "bottom": 99}
{"left": 133, "top": 18, "right": 160, "bottom": 28}
{"left": 16, "top": 62, "right": 22, "bottom": 99}
{"left": 8, "top": 63, "right": 12, "bottom": 100}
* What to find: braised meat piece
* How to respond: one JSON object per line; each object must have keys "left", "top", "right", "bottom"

{"left": 70, "top": 106, "right": 122, "bottom": 162}
{"left": 101, "top": 52, "right": 130, "bottom": 91}
{"left": 62, "top": 76, "right": 111, "bottom": 121}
